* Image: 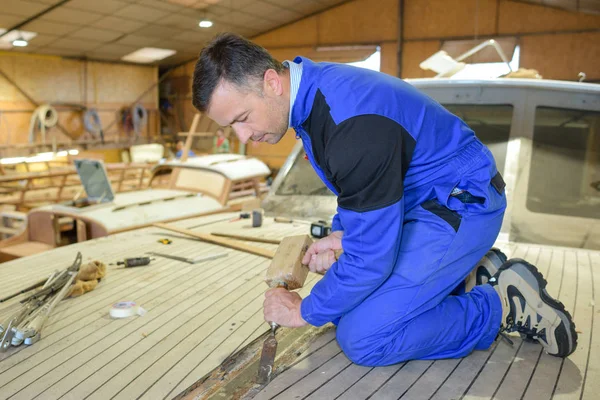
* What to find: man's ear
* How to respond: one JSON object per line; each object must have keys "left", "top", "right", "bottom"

{"left": 264, "top": 69, "right": 283, "bottom": 97}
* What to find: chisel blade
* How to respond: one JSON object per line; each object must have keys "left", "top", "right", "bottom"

{"left": 256, "top": 333, "right": 278, "bottom": 384}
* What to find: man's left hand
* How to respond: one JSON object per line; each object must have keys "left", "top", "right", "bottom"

{"left": 263, "top": 288, "right": 308, "bottom": 328}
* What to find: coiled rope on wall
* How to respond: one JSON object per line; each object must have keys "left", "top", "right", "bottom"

{"left": 28, "top": 104, "right": 58, "bottom": 144}
{"left": 83, "top": 108, "right": 105, "bottom": 143}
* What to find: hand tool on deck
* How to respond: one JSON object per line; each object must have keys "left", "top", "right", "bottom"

{"left": 230, "top": 212, "right": 251, "bottom": 222}
{"left": 273, "top": 216, "right": 311, "bottom": 224}
{"left": 252, "top": 209, "right": 263, "bottom": 227}
{"left": 116, "top": 256, "right": 153, "bottom": 268}
{"left": 256, "top": 235, "right": 313, "bottom": 384}
{"left": 257, "top": 237, "right": 344, "bottom": 384}
{"left": 145, "top": 251, "right": 228, "bottom": 264}
{"left": 1, "top": 252, "right": 82, "bottom": 351}
{"left": 0, "top": 278, "right": 48, "bottom": 303}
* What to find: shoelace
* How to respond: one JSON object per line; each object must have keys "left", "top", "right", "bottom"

{"left": 499, "top": 316, "right": 541, "bottom": 347}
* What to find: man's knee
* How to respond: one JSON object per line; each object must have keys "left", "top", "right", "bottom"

{"left": 336, "top": 318, "right": 409, "bottom": 367}
{"left": 336, "top": 323, "right": 376, "bottom": 366}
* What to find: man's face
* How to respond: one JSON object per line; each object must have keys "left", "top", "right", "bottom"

{"left": 207, "top": 76, "right": 289, "bottom": 145}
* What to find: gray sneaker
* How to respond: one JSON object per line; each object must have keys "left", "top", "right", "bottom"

{"left": 489, "top": 259, "right": 577, "bottom": 357}
{"left": 465, "top": 248, "right": 507, "bottom": 292}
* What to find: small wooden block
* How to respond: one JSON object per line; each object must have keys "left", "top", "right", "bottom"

{"left": 265, "top": 235, "right": 313, "bottom": 290}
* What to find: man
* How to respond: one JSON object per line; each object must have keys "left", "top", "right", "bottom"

{"left": 192, "top": 33, "right": 577, "bottom": 366}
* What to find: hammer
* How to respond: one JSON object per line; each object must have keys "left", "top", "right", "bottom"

{"left": 257, "top": 234, "right": 342, "bottom": 384}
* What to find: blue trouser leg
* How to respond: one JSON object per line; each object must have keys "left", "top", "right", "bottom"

{"left": 336, "top": 182, "right": 506, "bottom": 367}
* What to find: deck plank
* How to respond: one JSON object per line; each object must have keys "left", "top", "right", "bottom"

{"left": 521, "top": 248, "right": 567, "bottom": 400}
{"left": 581, "top": 252, "right": 599, "bottom": 400}
{"left": 304, "top": 363, "right": 372, "bottom": 400}
{"left": 271, "top": 352, "right": 352, "bottom": 400}
{"left": 371, "top": 360, "right": 434, "bottom": 399}
{"left": 488, "top": 245, "right": 546, "bottom": 400}
{"left": 335, "top": 364, "right": 403, "bottom": 400}
{"left": 553, "top": 250, "right": 594, "bottom": 400}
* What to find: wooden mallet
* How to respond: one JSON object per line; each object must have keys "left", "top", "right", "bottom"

{"left": 257, "top": 235, "right": 343, "bottom": 384}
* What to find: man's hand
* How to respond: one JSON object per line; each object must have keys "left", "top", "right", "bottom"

{"left": 263, "top": 288, "right": 308, "bottom": 328}
{"left": 302, "top": 231, "right": 343, "bottom": 274}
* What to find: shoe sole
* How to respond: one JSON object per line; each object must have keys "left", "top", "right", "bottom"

{"left": 497, "top": 258, "right": 578, "bottom": 357}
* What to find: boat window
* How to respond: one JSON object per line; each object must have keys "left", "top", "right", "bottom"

{"left": 275, "top": 150, "right": 333, "bottom": 196}
{"left": 527, "top": 107, "right": 600, "bottom": 220}
{"left": 444, "top": 104, "right": 513, "bottom": 175}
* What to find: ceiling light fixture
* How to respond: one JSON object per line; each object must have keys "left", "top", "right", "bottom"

{"left": 121, "top": 47, "right": 177, "bottom": 63}
{"left": 199, "top": 10, "right": 213, "bottom": 28}
{"left": 11, "top": 31, "right": 28, "bottom": 47}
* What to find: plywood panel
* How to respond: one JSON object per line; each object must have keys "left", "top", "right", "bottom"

{"left": 404, "top": 0, "right": 498, "bottom": 39}
{"left": 88, "top": 61, "right": 158, "bottom": 106}
{"left": 4, "top": 53, "right": 82, "bottom": 104}
{"left": 498, "top": 0, "right": 600, "bottom": 34}
{"left": 401, "top": 40, "right": 440, "bottom": 78}
{"left": 318, "top": 0, "right": 398, "bottom": 44}
{"left": 254, "top": 17, "right": 319, "bottom": 48}
{"left": 0, "top": 53, "right": 20, "bottom": 103}
{"left": 520, "top": 32, "right": 600, "bottom": 80}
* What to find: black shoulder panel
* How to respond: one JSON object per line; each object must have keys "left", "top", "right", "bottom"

{"left": 302, "top": 90, "right": 416, "bottom": 212}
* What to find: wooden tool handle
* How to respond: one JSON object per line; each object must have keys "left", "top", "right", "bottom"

{"left": 274, "top": 217, "right": 310, "bottom": 225}
{"left": 211, "top": 232, "right": 281, "bottom": 245}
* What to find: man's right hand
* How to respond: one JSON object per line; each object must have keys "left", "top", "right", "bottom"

{"left": 302, "top": 231, "right": 343, "bottom": 274}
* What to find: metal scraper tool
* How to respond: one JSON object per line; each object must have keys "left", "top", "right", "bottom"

{"left": 257, "top": 320, "right": 280, "bottom": 384}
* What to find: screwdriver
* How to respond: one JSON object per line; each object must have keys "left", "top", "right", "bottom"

{"left": 116, "top": 257, "right": 153, "bottom": 268}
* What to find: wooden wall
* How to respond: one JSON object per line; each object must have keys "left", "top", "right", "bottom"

{"left": 168, "top": 0, "right": 599, "bottom": 170}
{"left": 0, "top": 52, "right": 159, "bottom": 151}
{"left": 253, "top": 0, "right": 398, "bottom": 75}
{"left": 402, "top": 0, "right": 600, "bottom": 81}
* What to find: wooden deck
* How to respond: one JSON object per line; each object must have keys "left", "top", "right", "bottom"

{"left": 0, "top": 213, "right": 313, "bottom": 400}
{"left": 0, "top": 215, "right": 598, "bottom": 400}
{"left": 254, "top": 244, "right": 599, "bottom": 400}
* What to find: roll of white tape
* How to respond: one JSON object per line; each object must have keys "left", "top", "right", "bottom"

{"left": 110, "top": 301, "right": 146, "bottom": 319}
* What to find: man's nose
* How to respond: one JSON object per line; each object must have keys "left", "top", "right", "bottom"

{"left": 233, "top": 126, "right": 252, "bottom": 144}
